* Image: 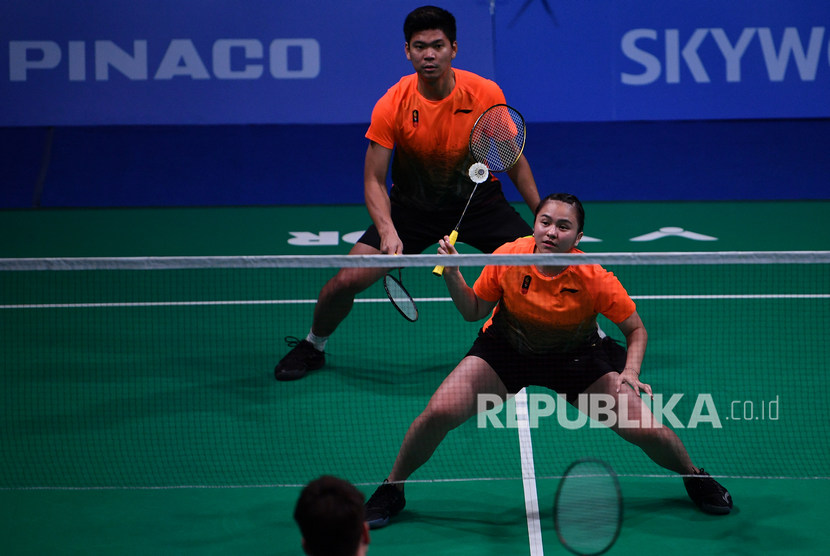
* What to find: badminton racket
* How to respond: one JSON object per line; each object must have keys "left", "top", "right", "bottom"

{"left": 383, "top": 268, "right": 418, "bottom": 322}
{"left": 433, "top": 104, "right": 526, "bottom": 276}
{"left": 554, "top": 458, "right": 622, "bottom": 556}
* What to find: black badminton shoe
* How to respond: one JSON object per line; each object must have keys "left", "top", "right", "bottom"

{"left": 684, "top": 469, "right": 733, "bottom": 515}
{"left": 274, "top": 337, "right": 324, "bottom": 381}
{"left": 365, "top": 480, "right": 406, "bottom": 529}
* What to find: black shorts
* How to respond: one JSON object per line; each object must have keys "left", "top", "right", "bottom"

{"left": 357, "top": 186, "right": 532, "bottom": 254}
{"left": 465, "top": 328, "right": 627, "bottom": 403}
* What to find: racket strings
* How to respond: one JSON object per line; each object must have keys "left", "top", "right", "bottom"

{"left": 436, "top": 104, "right": 524, "bottom": 278}
{"left": 384, "top": 272, "right": 418, "bottom": 321}
{"left": 471, "top": 106, "right": 526, "bottom": 172}
{"left": 555, "top": 461, "right": 622, "bottom": 556}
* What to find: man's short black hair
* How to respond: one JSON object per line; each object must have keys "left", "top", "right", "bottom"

{"left": 404, "top": 5, "right": 457, "bottom": 43}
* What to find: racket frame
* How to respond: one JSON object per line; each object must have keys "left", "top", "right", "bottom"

{"left": 553, "top": 458, "right": 623, "bottom": 556}
{"left": 433, "top": 104, "right": 526, "bottom": 276}
{"left": 468, "top": 103, "right": 526, "bottom": 173}
{"left": 383, "top": 269, "right": 419, "bottom": 322}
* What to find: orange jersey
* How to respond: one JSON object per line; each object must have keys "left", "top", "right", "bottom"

{"left": 473, "top": 237, "right": 637, "bottom": 354}
{"left": 366, "top": 69, "right": 506, "bottom": 210}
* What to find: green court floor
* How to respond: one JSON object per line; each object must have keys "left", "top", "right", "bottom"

{"left": 2, "top": 200, "right": 830, "bottom": 257}
{"left": 2, "top": 478, "right": 829, "bottom": 555}
{"left": 2, "top": 202, "right": 829, "bottom": 555}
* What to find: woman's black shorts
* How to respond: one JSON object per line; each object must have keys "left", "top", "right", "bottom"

{"left": 465, "top": 327, "right": 627, "bottom": 403}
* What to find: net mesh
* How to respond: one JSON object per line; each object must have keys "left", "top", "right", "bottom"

{"left": 1, "top": 252, "right": 829, "bottom": 490}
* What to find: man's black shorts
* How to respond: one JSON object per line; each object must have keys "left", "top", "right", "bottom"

{"left": 466, "top": 327, "right": 628, "bottom": 403}
{"left": 357, "top": 187, "right": 532, "bottom": 254}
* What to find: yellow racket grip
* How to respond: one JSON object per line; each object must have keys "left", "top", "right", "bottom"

{"left": 432, "top": 229, "right": 459, "bottom": 276}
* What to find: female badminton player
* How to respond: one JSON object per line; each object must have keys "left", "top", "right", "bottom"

{"left": 364, "top": 193, "right": 733, "bottom": 528}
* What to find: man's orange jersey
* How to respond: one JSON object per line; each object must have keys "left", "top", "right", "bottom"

{"left": 366, "top": 69, "right": 506, "bottom": 211}
{"left": 473, "top": 237, "right": 637, "bottom": 354}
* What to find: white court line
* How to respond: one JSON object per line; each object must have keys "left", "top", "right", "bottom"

{"left": 632, "top": 294, "right": 830, "bottom": 299}
{"left": 4, "top": 474, "right": 828, "bottom": 493}
{"left": 1, "top": 293, "right": 828, "bottom": 310}
{"left": 515, "top": 388, "right": 544, "bottom": 556}
{"left": 0, "top": 298, "right": 443, "bottom": 309}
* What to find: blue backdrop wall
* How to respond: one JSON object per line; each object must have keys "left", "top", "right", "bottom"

{"left": 1, "top": 1, "right": 828, "bottom": 207}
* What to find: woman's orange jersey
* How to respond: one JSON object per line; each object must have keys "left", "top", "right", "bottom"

{"left": 473, "top": 237, "right": 637, "bottom": 354}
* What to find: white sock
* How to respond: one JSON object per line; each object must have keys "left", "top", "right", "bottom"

{"left": 306, "top": 331, "right": 328, "bottom": 352}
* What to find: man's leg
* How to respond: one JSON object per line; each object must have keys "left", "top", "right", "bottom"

{"left": 275, "top": 242, "right": 388, "bottom": 381}
{"left": 310, "top": 243, "right": 388, "bottom": 337}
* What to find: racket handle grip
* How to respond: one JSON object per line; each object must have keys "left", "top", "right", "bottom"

{"left": 432, "top": 230, "right": 459, "bottom": 276}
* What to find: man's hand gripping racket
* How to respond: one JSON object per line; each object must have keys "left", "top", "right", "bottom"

{"left": 433, "top": 104, "right": 527, "bottom": 276}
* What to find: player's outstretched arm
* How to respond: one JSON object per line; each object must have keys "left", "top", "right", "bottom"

{"left": 506, "top": 155, "right": 541, "bottom": 214}
{"left": 615, "top": 310, "right": 653, "bottom": 398}
{"left": 364, "top": 141, "right": 403, "bottom": 255}
{"left": 438, "top": 235, "right": 497, "bottom": 321}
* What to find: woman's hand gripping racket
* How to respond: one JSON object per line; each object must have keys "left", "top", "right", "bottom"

{"left": 554, "top": 458, "right": 623, "bottom": 556}
{"left": 433, "top": 104, "right": 527, "bottom": 276}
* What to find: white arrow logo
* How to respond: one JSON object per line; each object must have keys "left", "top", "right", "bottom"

{"left": 630, "top": 227, "right": 718, "bottom": 242}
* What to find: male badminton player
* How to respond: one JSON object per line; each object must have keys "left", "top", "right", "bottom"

{"left": 274, "top": 5, "right": 540, "bottom": 381}
{"left": 364, "top": 193, "right": 733, "bottom": 528}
